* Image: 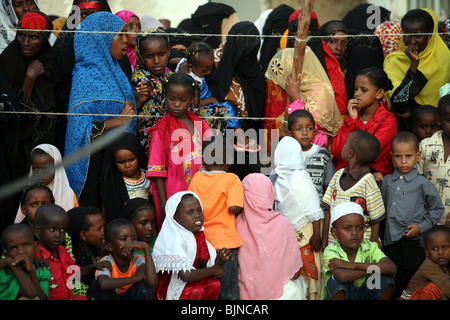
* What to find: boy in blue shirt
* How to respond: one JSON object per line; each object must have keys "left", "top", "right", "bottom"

{"left": 381, "top": 131, "right": 444, "bottom": 298}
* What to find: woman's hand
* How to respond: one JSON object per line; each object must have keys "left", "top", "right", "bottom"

{"left": 285, "top": 73, "right": 301, "bottom": 102}
{"left": 119, "top": 99, "right": 136, "bottom": 125}
{"left": 405, "top": 43, "right": 420, "bottom": 73}
{"left": 26, "top": 60, "right": 45, "bottom": 81}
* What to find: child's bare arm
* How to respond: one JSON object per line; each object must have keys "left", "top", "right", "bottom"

{"left": 215, "top": 248, "right": 233, "bottom": 268}
{"left": 8, "top": 255, "right": 43, "bottom": 299}
{"left": 328, "top": 257, "right": 397, "bottom": 283}
{"left": 97, "top": 266, "right": 145, "bottom": 291}
{"left": 229, "top": 206, "right": 242, "bottom": 214}
{"left": 155, "top": 177, "right": 167, "bottom": 222}
{"left": 322, "top": 207, "right": 330, "bottom": 250}
{"left": 178, "top": 264, "right": 223, "bottom": 282}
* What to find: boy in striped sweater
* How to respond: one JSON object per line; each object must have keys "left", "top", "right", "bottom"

{"left": 321, "top": 130, "right": 386, "bottom": 249}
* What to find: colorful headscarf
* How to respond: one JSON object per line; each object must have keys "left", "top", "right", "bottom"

{"left": 115, "top": 10, "right": 140, "bottom": 70}
{"left": 441, "top": 17, "right": 450, "bottom": 49}
{"left": 265, "top": 47, "right": 343, "bottom": 135}
{"left": 65, "top": 12, "right": 136, "bottom": 197}
{"left": 384, "top": 9, "right": 450, "bottom": 108}
{"left": 374, "top": 21, "right": 402, "bottom": 58}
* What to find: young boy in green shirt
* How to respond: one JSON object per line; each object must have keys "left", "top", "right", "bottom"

{"left": 0, "top": 224, "right": 51, "bottom": 300}
{"left": 321, "top": 202, "right": 397, "bottom": 300}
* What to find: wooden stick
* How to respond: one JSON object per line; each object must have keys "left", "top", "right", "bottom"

{"left": 292, "top": 0, "right": 315, "bottom": 78}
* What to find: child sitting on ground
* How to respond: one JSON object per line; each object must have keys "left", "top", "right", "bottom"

{"left": 322, "top": 130, "right": 386, "bottom": 248}
{"left": 152, "top": 191, "right": 234, "bottom": 300}
{"left": 0, "top": 224, "right": 51, "bottom": 300}
{"left": 400, "top": 225, "right": 450, "bottom": 300}
{"left": 91, "top": 218, "right": 157, "bottom": 300}
{"left": 18, "top": 183, "right": 55, "bottom": 239}
{"left": 66, "top": 206, "right": 109, "bottom": 298}
{"left": 123, "top": 197, "right": 158, "bottom": 253}
{"left": 321, "top": 202, "right": 397, "bottom": 300}
{"left": 34, "top": 204, "right": 87, "bottom": 300}
{"left": 381, "top": 131, "right": 444, "bottom": 299}
{"left": 188, "top": 135, "right": 243, "bottom": 300}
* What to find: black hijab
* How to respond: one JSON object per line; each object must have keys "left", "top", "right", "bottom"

{"left": 341, "top": 3, "right": 389, "bottom": 100}
{"left": 207, "top": 21, "right": 266, "bottom": 131}
{"left": 100, "top": 132, "right": 148, "bottom": 224}
{"left": 191, "top": 2, "right": 236, "bottom": 48}
{"left": 259, "top": 4, "right": 295, "bottom": 72}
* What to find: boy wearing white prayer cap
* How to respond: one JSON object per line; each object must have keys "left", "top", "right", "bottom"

{"left": 320, "top": 202, "right": 397, "bottom": 300}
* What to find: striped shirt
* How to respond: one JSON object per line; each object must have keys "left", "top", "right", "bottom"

{"left": 322, "top": 168, "right": 386, "bottom": 243}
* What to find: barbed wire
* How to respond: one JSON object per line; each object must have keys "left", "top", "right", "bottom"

{"left": 3, "top": 26, "right": 448, "bottom": 40}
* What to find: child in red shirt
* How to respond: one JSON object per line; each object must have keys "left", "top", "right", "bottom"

{"left": 34, "top": 204, "right": 86, "bottom": 300}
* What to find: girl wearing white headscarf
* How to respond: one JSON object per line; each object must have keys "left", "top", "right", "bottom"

{"left": 152, "top": 191, "right": 228, "bottom": 300}
{"left": 273, "top": 136, "right": 324, "bottom": 300}
{"left": 15, "top": 143, "right": 77, "bottom": 223}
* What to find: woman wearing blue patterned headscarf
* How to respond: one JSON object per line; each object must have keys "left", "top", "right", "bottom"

{"left": 65, "top": 11, "right": 137, "bottom": 206}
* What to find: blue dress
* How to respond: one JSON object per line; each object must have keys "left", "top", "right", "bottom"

{"left": 65, "top": 12, "right": 136, "bottom": 198}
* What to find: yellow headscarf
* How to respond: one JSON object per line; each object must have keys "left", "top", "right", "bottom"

{"left": 384, "top": 8, "right": 450, "bottom": 108}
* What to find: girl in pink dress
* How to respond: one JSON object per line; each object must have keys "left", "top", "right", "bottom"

{"left": 146, "top": 73, "right": 212, "bottom": 229}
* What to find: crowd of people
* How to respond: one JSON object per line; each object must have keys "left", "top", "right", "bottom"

{"left": 0, "top": 0, "right": 449, "bottom": 301}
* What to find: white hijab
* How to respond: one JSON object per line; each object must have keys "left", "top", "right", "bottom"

{"left": 273, "top": 137, "right": 323, "bottom": 231}
{"left": 152, "top": 191, "right": 217, "bottom": 300}
{"left": 15, "top": 144, "right": 75, "bottom": 222}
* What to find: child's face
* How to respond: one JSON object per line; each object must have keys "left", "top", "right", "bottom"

{"left": 288, "top": 117, "right": 316, "bottom": 151}
{"left": 113, "top": 149, "right": 140, "bottom": 179}
{"left": 354, "top": 74, "right": 384, "bottom": 109}
{"left": 132, "top": 208, "right": 157, "bottom": 243}
{"left": 190, "top": 56, "right": 214, "bottom": 79}
{"left": 110, "top": 27, "right": 128, "bottom": 61}
{"left": 125, "top": 16, "right": 141, "bottom": 48}
{"left": 107, "top": 224, "right": 137, "bottom": 259}
{"left": 438, "top": 105, "right": 450, "bottom": 139}
{"left": 167, "top": 84, "right": 194, "bottom": 118}
{"left": 3, "top": 229, "right": 36, "bottom": 263}
{"left": 174, "top": 195, "right": 204, "bottom": 233}
{"left": 331, "top": 213, "right": 365, "bottom": 253}
{"left": 413, "top": 111, "right": 439, "bottom": 141}
{"left": 140, "top": 38, "right": 169, "bottom": 76}
{"left": 82, "top": 213, "right": 105, "bottom": 248}
{"left": 31, "top": 153, "right": 55, "bottom": 186}
{"left": 21, "top": 188, "right": 53, "bottom": 224}
{"left": 424, "top": 231, "right": 450, "bottom": 267}
{"left": 36, "top": 212, "right": 68, "bottom": 251}
{"left": 391, "top": 140, "right": 420, "bottom": 175}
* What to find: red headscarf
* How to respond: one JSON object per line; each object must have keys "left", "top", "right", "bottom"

{"left": 18, "top": 11, "right": 52, "bottom": 32}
